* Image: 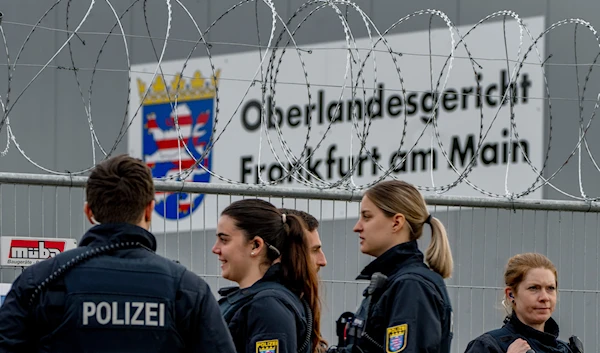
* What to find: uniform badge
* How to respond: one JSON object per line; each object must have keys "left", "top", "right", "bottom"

{"left": 256, "top": 339, "right": 278, "bottom": 353}
{"left": 386, "top": 324, "right": 408, "bottom": 353}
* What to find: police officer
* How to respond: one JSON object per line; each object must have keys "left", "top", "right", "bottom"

{"left": 278, "top": 208, "right": 327, "bottom": 273}
{"left": 279, "top": 207, "right": 328, "bottom": 352}
{"left": 465, "top": 253, "right": 576, "bottom": 353}
{"left": 212, "top": 199, "right": 323, "bottom": 353}
{"left": 0, "top": 154, "right": 237, "bottom": 353}
{"left": 336, "top": 180, "right": 454, "bottom": 353}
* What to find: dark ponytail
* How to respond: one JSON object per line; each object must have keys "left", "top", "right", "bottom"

{"left": 221, "top": 199, "right": 322, "bottom": 352}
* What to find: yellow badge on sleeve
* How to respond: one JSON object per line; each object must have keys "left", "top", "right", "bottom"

{"left": 256, "top": 339, "right": 279, "bottom": 353}
{"left": 386, "top": 324, "right": 408, "bottom": 353}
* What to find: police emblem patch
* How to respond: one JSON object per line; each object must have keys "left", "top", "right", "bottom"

{"left": 386, "top": 324, "right": 408, "bottom": 353}
{"left": 137, "top": 70, "right": 220, "bottom": 221}
{"left": 256, "top": 339, "right": 278, "bottom": 353}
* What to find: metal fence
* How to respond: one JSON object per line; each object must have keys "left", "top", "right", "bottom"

{"left": 0, "top": 172, "right": 599, "bottom": 353}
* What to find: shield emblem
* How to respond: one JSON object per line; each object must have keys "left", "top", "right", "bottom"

{"left": 139, "top": 71, "right": 218, "bottom": 220}
{"left": 386, "top": 324, "right": 407, "bottom": 353}
{"left": 256, "top": 340, "right": 278, "bottom": 353}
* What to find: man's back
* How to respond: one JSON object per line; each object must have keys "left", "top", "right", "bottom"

{"left": 0, "top": 223, "right": 236, "bottom": 353}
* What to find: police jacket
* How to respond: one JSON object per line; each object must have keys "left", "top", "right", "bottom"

{"left": 464, "top": 313, "right": 571, "bottom": 353}
{"left": 218, "top": 263, "right": 310, "bottom": 353}
{"left": 0, "top": 223, "right": 237, "bottom": 353}
{"left": 351, "top": 240, "right": 453, "bottom": 353}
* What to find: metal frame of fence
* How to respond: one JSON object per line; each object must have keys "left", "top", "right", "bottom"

{"left": 3, "top": 171, "right": 600, "bottom": 211}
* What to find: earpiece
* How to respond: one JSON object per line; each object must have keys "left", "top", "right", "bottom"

{"left": 509, "top": 292, "right": 514, "bottom": 298}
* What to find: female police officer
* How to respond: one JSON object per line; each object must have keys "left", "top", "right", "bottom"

{"left": 337, "top": 180, "right": 454, "bottom": 353}
{"left": 212, "top": 199, "right": 324, "bottom": 353}
{"left": 464, "top": 253, "right": 573, "bottom": 353}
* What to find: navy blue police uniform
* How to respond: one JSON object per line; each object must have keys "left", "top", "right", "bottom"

{"left": 0, "top": 223, "right": 237, "bottom": 353}
{"left": 345, "top": 240, "right": 453, "bottom": 353}
{"left": 218, "top": 263, "right": 311, "bottom": 353}
{"left": 464, "top": 313, "right": 572, "bottom": 353}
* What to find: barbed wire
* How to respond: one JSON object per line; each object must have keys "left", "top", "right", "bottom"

{"left": 1, "top": 0, "right": 600, "bottom": 201}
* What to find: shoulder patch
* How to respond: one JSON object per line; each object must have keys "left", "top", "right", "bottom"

{"left": 256, "top": 339, "right": 278, "bottom": 353}
{"left": 386, "top": 324, "right": 408, "bottom": 353}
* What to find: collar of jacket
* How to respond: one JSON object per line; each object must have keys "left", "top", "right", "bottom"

{"left": 218, "top": 263, "right": 284, "bottom": 302}
{"left": 356, "top": 240, "right": 425, "bottom": 280}
{"left": 505, "top": 312, "right": 561, "bottom": 346}
{"left": 78, "top": 223, "right": 157, "bottom": 251}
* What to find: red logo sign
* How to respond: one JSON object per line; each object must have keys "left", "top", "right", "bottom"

{"left": 9, "top": 240, "right": 67, "bottom": 260}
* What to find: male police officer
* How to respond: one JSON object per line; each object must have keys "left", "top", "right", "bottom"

{"left": 0, "top": 154, "right": 237, "bottom": 353}
{"left": 279, "top": 208, "right": 327, "bottom": 272}
{"left": 279, "top": 208, "right": 328, "bottom": 352}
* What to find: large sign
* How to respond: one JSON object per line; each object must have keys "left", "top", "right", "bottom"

{"left": 0, "top": 237, "right": 78, "bottom": 267}
{"left": 129, "top": 16, "right": 545, "bottom": 232}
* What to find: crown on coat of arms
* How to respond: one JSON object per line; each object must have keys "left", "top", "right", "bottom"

{"left": 137, "top": 69, "right": 221, "bottom": 105}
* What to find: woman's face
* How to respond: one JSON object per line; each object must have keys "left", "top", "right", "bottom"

{"left": 353, "top": 195, "right": 397, "bottom": 257}
{"left": 510, "top": 267, "right": 557, "bottom": 329}
{"left": 211, "top": 215, "right": 253, "bottom": 284}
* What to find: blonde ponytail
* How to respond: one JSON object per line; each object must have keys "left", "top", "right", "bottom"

{"left": 425, "top": 216, "right": 453, "bottom": 278}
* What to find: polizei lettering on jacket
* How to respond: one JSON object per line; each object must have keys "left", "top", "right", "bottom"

{"left": 82, "top": 301, "right": 166, "bottom": 327}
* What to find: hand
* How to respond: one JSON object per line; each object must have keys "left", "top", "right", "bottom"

{"left": 507, "top": 338, "right": 533, "bottom": 353}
